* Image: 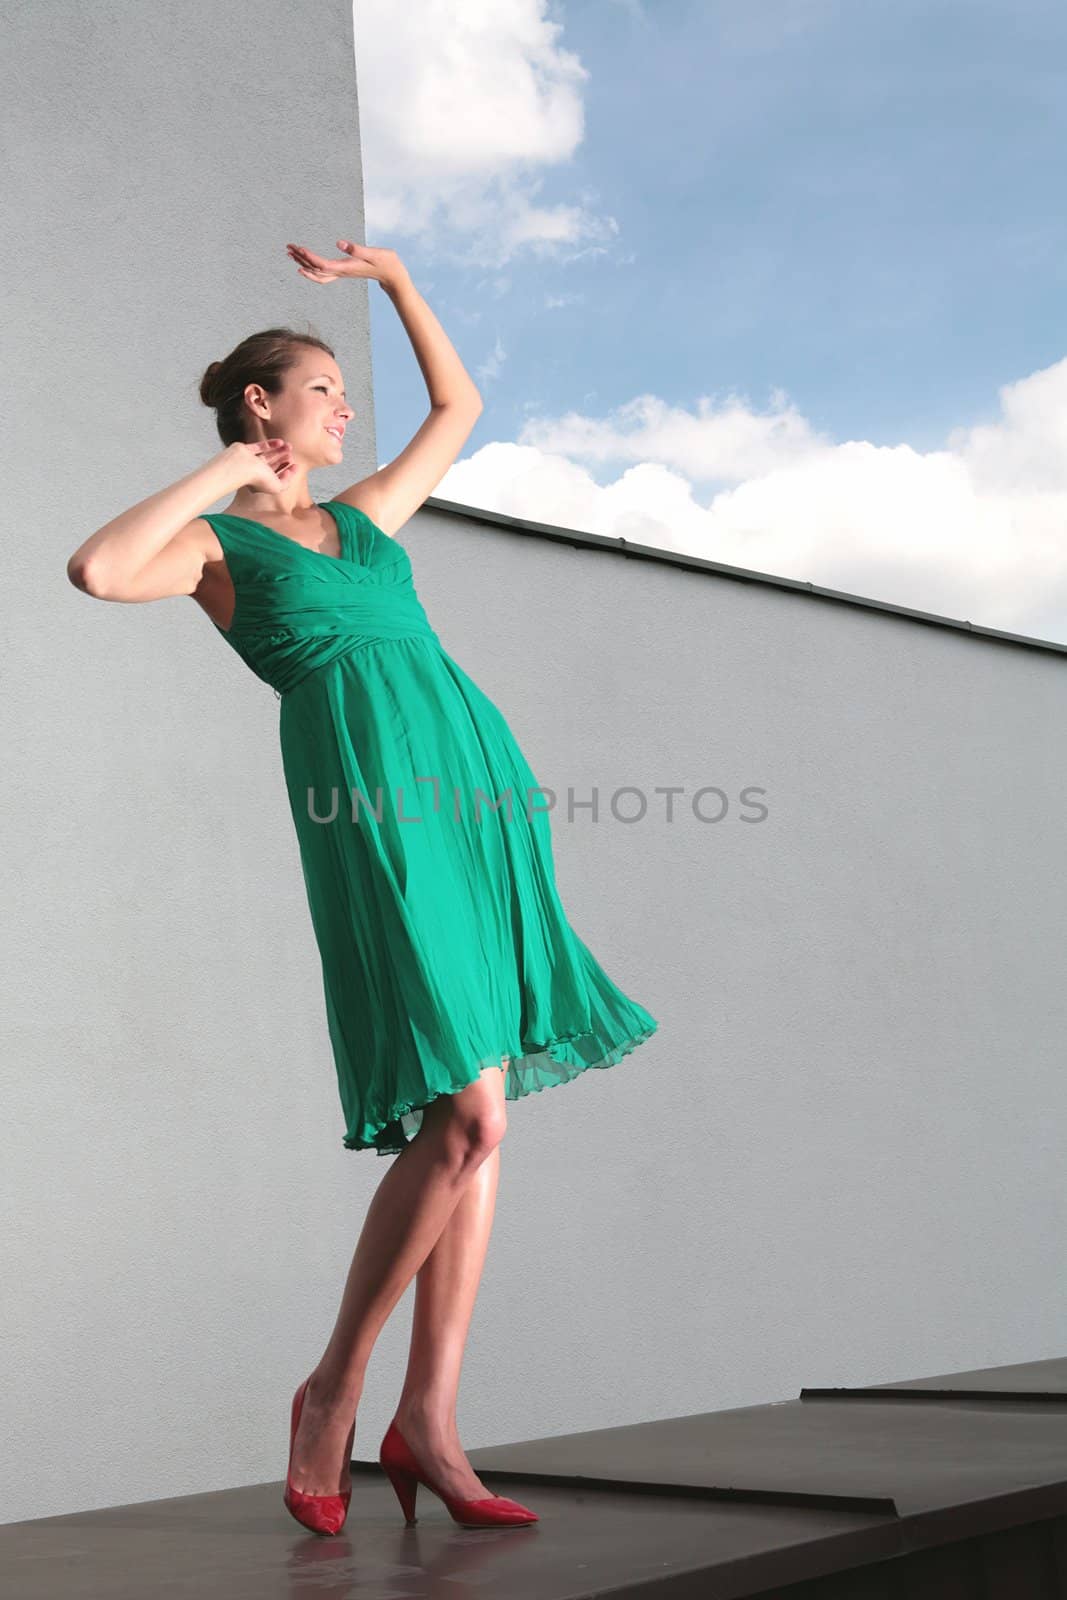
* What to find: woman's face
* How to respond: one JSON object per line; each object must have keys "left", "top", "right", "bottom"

{"left": 246, "top": 352, "right": 355, "bottom": 466}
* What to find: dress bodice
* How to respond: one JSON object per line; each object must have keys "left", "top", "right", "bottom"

{"left": 200, "top": 500, "right": 440, "bottom": 697}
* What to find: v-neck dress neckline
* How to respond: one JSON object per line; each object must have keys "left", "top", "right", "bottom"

{"left": 214, "top": 501, "right": 349, "bottom": 564}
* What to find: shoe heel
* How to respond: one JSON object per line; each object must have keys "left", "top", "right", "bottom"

{"left": 383, "top": 1461, "right": 418, "bottom": 1525}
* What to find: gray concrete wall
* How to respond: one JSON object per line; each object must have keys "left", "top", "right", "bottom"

{"left": 4, "top": 0, "right": 1067, "bottom": 1530}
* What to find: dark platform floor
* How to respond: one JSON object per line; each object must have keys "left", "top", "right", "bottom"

{"left": 5, "top": 1356, "right": 1067, "bottom": 1598}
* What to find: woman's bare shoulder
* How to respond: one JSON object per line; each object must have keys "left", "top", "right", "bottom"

{"left": 181, "top": 516, "right": 225, "bottom": 560}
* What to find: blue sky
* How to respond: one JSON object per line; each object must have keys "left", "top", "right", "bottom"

{"left": 353, "top": 0, "right": 1067, "bottom": 642}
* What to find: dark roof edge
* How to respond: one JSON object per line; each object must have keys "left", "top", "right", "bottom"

{"left": 423, "top": 495, "right": 1067, "bottom": 660}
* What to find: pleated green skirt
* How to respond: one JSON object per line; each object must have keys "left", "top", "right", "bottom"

{"left": 279, "top": 635, "right": 659, "bottom": 1154}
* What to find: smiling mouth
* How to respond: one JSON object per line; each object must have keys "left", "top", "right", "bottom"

{"left": 325, "top": 427, "right": 344, "bottom": 441}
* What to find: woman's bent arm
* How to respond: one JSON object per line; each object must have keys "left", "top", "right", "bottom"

{"left": 67, "top": 447, "right": 245, "bottom": 600}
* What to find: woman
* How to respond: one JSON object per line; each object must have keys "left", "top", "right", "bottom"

{"left": 66, "top": 239, "right": 658, "bottom": 1536}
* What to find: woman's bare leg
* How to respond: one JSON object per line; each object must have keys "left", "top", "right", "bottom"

{"left": 286, "top": 1067, "right": 506, "bottom": 1497}
{"left": 390, "top": 1141, "right": 501, "bottom": 1501}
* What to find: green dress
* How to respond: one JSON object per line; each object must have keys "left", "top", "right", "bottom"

{"left": 200, "top": 499, "right": 658, "bottom": 1155}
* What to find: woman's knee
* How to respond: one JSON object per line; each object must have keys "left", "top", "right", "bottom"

{"left": 420, "top": 1070, "right": 507, "bottom": 1156}
{"left": 454, "top": 1079, "right": 508, "bottom": 1153}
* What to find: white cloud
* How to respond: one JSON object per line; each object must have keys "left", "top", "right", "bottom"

{"left": 436, "top": 356, "right": 1067, "bottom": 640}
{"left": 517, "top": 389, "right": 829, "bottom": 482}
{"left": 353, "top": 0, "right": 615, "bottom": 268}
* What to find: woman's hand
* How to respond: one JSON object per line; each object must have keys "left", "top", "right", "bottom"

{"left": 227, "top": 438, "right": 296, "bottom": 491}
{"left": 285, "top": 239, "right": 409, "bottom": 293}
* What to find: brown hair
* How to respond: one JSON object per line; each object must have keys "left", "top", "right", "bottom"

{"left": 198, "top": 326, "right": 336, "bottom": 447}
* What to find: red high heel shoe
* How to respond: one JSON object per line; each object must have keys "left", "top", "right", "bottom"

{"left": 283, "top": 1376, "right": 354, "bottom": 1536}
{"left": 379, "top": 1417, "right": 539, "bottom": 1528}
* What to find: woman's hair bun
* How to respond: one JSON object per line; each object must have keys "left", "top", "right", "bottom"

{"left": 199, "top": 360, "right": 225, "bottom": 408}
